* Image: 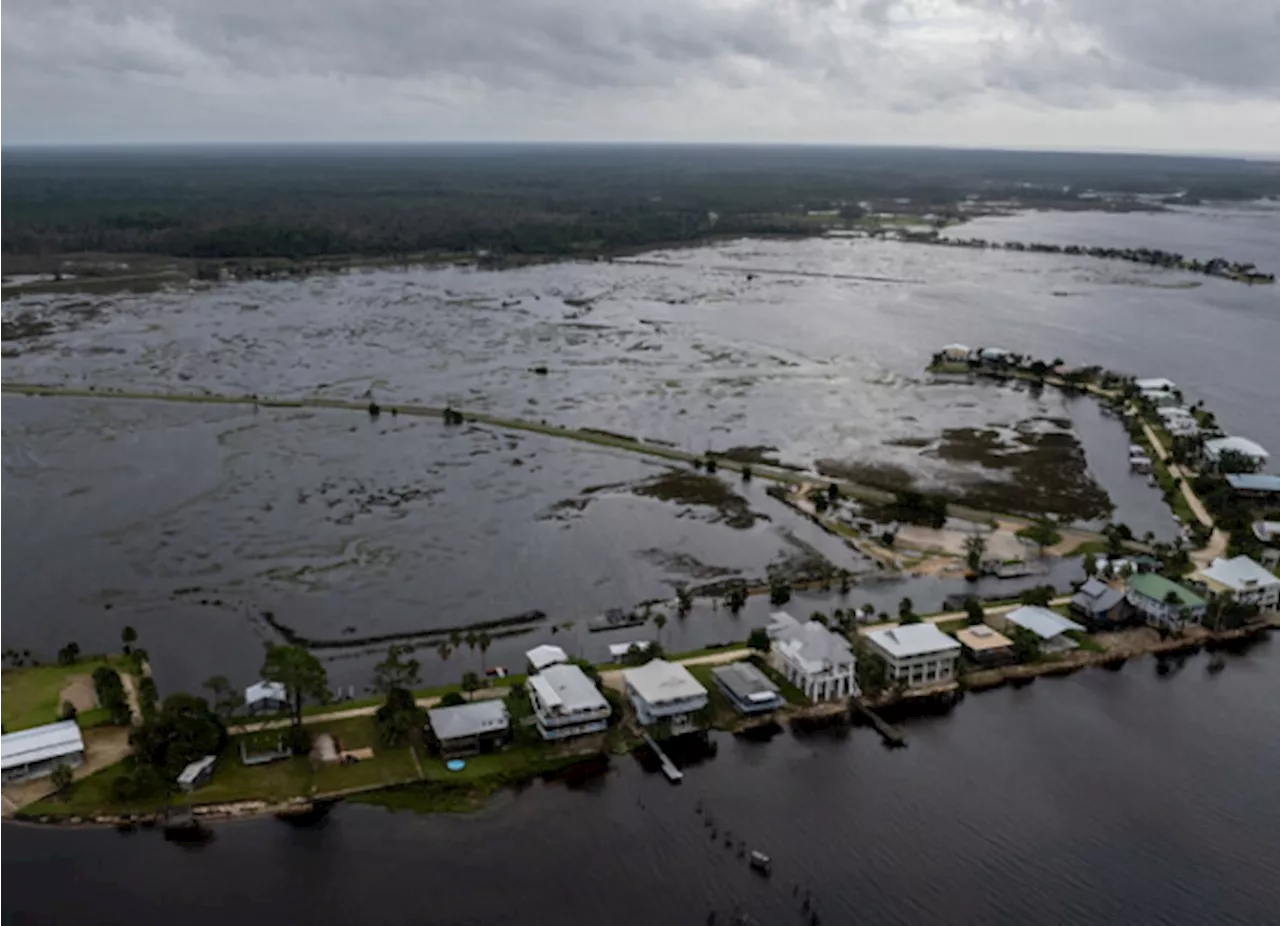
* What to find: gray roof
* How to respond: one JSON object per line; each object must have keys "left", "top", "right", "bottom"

{"left": 525, "top": 644, "right": 568, "bottom": 672}
{"left": 1226, "top": 474, "right": 1280, "bottom": 493}
{"left": 867, "top": 623, "right": 961, "bottom": 658}
{"left": 176, "top": 754, "right": 217, "bottom": 785}
{"left": 1005, "top": 606, "right": 1085, "bottom": 640}
{"left": 1196, "top": 556, "right": 1280, "bottom": 592}
{"left": 623, "top": 659, "right": 706, "bottom": 705}
{"left": 1205, "top": 436, "right": 1269, "bottom": 461}
{"left": 767, "top": 612, "right": 854, "bottom": 672}
{"left": 427, "top": 700, "right": 510, "bottom": 741}
{"left": 1073, "top": 584, "right": 1125, "bottom": 614}
{"left": 245, "top": 680, "right": 288, "bottom": 705}
{"left": 711, "top": 662, "right": 781, "bottom": 705}
{"left": 1, "top": 720, "right": 85, "bottom": 770}
{"left": 528, "top": 663, "right": 609, "bottom": 714}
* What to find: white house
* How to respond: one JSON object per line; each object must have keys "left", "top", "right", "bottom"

{"left": 940, "top": 343, "right": 970, "bottom": 361}
{"left": 1204, "top": 436, "right": 1270, "bottom": 468}
{"left": 766, "top": 612, "right": 857, "bottom": 702}
{"left": 244, "top": 680, "right": 290, "bottom": 715}
{"left": 1125, "top": 573, "right": 1207, "bottom": 629}
{"left": 1135, "top": 377, "right": 1177, "bottom": 393}
{"left": 528, "top": 663, "right": 612, "bottom": 740}
{"left": 1193, "top": 556, "right": 1280, "bottom": 613}
{"left": 1141, "top": 389, "right": 1182, "bottom": 408}
{"left": 525, "top": 644, "right": 568, "bottom": 674}
{"left": 1003, "top": 606, "right": 1086, "bottom": 653}
{"left": 622, "top": 659, "right": 708, "bottom": 735}
{"left": 865, "top": 624, "right": 961, "bottom": 690}
{"left": 1, "top": 720, "right": 85, "bottom": 783}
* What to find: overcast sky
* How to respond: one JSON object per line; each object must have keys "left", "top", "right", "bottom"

{"left": 4, "top": 0, "right": 1279, "bottom": 153}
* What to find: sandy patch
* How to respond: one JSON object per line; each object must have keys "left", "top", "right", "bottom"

{"left": 58, "top": 674, "right": 98, "bottom": 713}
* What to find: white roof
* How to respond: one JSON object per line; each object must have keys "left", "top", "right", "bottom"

{"left": 176, "top": 754, "right": 217, "bottom": 785}
{"left": 608, "top": 641, "right": 652, "bottom": 659}
{"left": 1, "top": 720, "right": 85, "bottom": 771}
{"left": 525, "top": 644, "right": 568, "bottom": 672}
{"left": 1205, "top": 436, "right": 1270, "bottom": 462}
{"left": 1196, "top": 556, "right": 1280, "bottom": 592}
{"left": 623, "top": 659, "right": 707, "bottom": 705}
{"left": 1135, "top": 378, "right": 1176, "bottom": 392}
{"left": 941, "top": 343, "right": 970, "bottom": 353}
{"left": 1156, "top": 407, "right": 1193, "bottom": 420}
{"left": 1005, "top": 606, "right": 1085, "bottom": 640}
{"left": 245, "top": 680, "right": 288, "bottom": 705}
{"left": 867, "top": 623, "right": 961, "bottom": 658}
{"left": 767, "top": 612, "right": 853, "bottom": 673}
{"left": 427, "top": 700, "right": 510, "bottom": 741}
{"left": 529, "top": 663, "right": 609, "bottom": 714}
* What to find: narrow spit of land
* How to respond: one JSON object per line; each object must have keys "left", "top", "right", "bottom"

{"left": 0, "top": 381, "right": 1103, "bottom": 543}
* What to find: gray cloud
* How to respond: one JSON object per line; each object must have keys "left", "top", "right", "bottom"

{"left": 2, "top": 0, "right": 1278, "bottom": 148}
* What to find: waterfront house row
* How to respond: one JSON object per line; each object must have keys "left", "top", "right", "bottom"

{"left": 865, "top": 623, "right": 961, "bottom": 690}
{"left": 766, "top": 611, "right": 858, "bottom": 701}
{"left": 622, "top": 659, "right": 708, "bottom": 736}
{"left": 1192, "top": 555, "right": 1280, "bottom": 613}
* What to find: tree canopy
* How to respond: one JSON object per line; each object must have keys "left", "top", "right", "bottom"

{"left": 129, "top": 693, "right": 227, "bottom": 779}
{"left": 260, "top": 645, "right": 328, "bottom": 726}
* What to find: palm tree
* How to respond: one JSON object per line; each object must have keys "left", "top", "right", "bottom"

{"left": 436, "top": 642, "right": 453, "bottom": 663}
{"left": 476, "top": 631, "right": 491, "bottom": 675}
{"left": 654, "top": 613, "right": 668, "bottom": 647}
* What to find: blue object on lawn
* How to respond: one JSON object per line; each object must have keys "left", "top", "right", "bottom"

{"left": 446, "top": 759, "right": 466, "bottom": 772}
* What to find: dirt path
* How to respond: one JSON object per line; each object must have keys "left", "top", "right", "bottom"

{"left": 1140, "top": 421, "right": 1227, "bottom": 567}
{"left": 857, "top": 596, "right": 1073, "bottom": 634}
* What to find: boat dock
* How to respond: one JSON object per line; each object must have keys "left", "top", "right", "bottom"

{"left": 640, "top": 730, "right": 684, "bottom": 782}
{"left": 850, "top": 699, "right": 907, "bottom": 748}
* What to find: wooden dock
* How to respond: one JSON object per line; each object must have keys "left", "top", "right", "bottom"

{"left": 640, "top": 731, "right": 684, "bottom": 783}
{"left": 850, "top": 698, "right": 907, "bottom": 748}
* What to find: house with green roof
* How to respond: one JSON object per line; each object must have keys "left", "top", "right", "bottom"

{"left": 1125, "top": 572, "right": 1207, "bottom": 629}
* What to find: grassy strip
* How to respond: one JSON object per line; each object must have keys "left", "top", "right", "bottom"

{"left": 2, "top": 655, "right": 131, "bottom": 731}
{"left": 747, "top": 655, "right": 810, "bottom": 706}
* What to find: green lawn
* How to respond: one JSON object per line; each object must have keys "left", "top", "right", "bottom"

{"left": 2, "top": 656, "right": 129, "bottom": 732}
{"left": 686, "top": 664, "right": 741, "bottom": 730}
{"left": 1065, "top": 630, "right": 1105, "bottom": 653}
{"left": 936, "top": 618, "right": 969, "bottom": 636}
{"left": 21, "top": 762, "right": 171, "bottom": 818}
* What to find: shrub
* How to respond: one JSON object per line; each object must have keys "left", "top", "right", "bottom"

{"left": 439, "top": 692, "right": 467, "bottom": 707}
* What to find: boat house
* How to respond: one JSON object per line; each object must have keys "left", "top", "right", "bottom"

{"left": 622, "top": 659, "right": 708, "bottom": 736}
{"left": 528, "top": 663, "right": 612, "bottom": 740}
{"left": 0, "top": 720, "right": 85, "bottom": 784}
{"left": 426, "top": 700, "right": 511, "bottom": 758}
{"left": 710, "top": 662, "right": 785, "bottom": 714}
{"left": 865, "top": 624, "right": 961, "bottom": 690}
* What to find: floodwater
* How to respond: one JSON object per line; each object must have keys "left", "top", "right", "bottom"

{"left": 3, "top": 204, "right": 1278, "bottom": 695}
{"left": 6, "top": 643, "right": 1279, "bottom": 925}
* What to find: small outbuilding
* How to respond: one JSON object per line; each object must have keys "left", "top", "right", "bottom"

{"left": 426, "top": 700, "right": 510, "bottom": 758}
{"left": 0, "top": 720, "right": 86, "bottom": 784}
{"left": 176, "top": 755, "right": 217, "bottom": 792}
{"left": 244, "top": 680, "right": 290, "bottom": 715}
{"left": 953, "top": 625, "right": 1015, "bottom": 665}
{"left": 710, "top": 662, "right": 785, "bottom": 715}
{"left": 525, "top": 644, "right": 569, "bottom": 674}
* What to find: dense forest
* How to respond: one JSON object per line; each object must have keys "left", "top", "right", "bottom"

{"left": 4, "top": 144, "right": 1279, "bottom": 262}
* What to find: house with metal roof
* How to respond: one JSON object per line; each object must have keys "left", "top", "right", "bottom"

{"left": 953, "top": 625, "right": 1015, "bottom": 665}
{"left": 622, "top": 659, "right": 708, "bottom": 735}
{"left": 1, "top": 720, "right": 85, "bottom": 784}
{"left": 608, "top": 640, "right": 653, "bottom": 662}
{"left": 1125, "top": 573, "right": 1207, "bottom": 629}
{"left": 766, "top": 612, "right": 857, "bottom": 702}
{"left": 244, "top": 680, "right": 290, "bottom": 715}
{"left": 1193, "top": 556, "right": 1280, "bottom": 613}
{"left": 710, "top": 662, "right": 785, "bottom": 715}
{"left": 865, "top": 623, "right": 961, "bottom": 690}
{"left": 1225, "top": 473, "right": 1280, "bottom": 499}
{"left": 1135, "top": 378, "right": 1177, "bottom": 393}
{"left": 1071, "top": 578, "right": 1129, "bottom": 625}
{"left": 426, "top": 700, "right": 510, "bottom": 758}
{"left": 527, "top": 663, "right": 611, "bottom": 740}
{"left": 525, "top": 644, "right": 568, "bottom": 674}
{"left": 1003, "top": 606, "right": 1086, "bottom": 653}
{"left": 1204, "top": 436, "right": 1270, "bottom": 468}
